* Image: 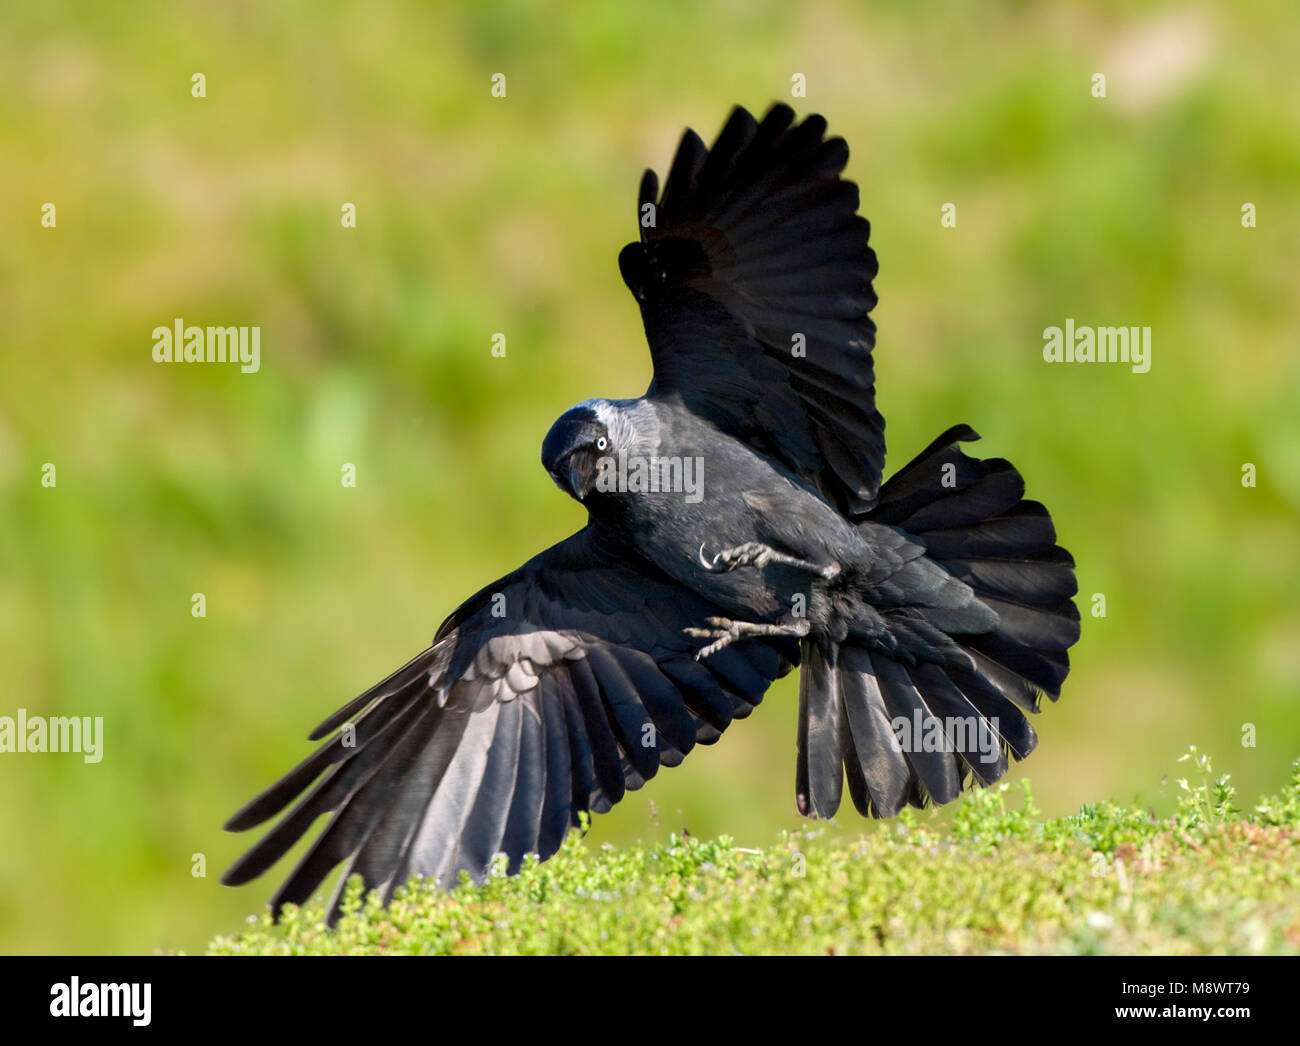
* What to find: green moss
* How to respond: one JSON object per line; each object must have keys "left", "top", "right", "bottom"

{"left": 208, "top": 752, "right": 1300, "bottom": 955}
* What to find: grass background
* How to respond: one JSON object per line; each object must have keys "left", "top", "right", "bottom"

{"left": 2, "top": 0, "right": 1298, "bottom": 954}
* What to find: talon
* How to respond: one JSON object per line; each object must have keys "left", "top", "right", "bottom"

{"left": 695, "top": 637, "right": 733, "bottom": 660}
{"left": 695, "top": 541, "right": 837, "bottom": 578}
{"left": 685, "top": 615, "right": 813, "bottom": 661}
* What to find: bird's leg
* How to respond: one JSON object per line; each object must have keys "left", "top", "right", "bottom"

{"left": 684, "top": 615, "right": 811, "bottom": 660}
{"left": 698, "top": 541, "right": 840, "bottom": 580}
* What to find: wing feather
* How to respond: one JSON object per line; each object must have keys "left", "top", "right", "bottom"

{"left": 223, "top": 525, "right": 796, "bottom": 920}
{"left": 622, "top": 104, "right": 883, "bottom": 516}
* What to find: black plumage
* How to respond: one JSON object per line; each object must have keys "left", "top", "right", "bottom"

{"left": 223, "top": 104, "right": 1079, "bottom": 922}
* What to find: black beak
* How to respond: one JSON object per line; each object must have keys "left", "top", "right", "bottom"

{"left": 567, "top": 459, "right": 589, "bottom": 501}
{"left": 542, "top": 407, "right": 604, "bottom": 502}
{"left": 545, "top": 454, "right": 593, "bottom": 500}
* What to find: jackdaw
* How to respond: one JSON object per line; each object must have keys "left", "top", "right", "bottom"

{"left": 223, "top": 104, "right": 1080, "bottom": 921}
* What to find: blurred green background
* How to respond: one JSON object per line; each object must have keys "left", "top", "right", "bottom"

{"left": 2, "top": 0, "right": 1298, "bottom": 955}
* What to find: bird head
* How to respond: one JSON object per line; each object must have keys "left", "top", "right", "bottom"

{"left": 541, "top": 405, "right": 612, "bottom": 502}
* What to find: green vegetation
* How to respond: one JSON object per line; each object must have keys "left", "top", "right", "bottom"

{"left": 208, "top": 751, "right": 1300, "bottom": 955}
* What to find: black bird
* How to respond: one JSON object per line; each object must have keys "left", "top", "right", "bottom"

{"left": 223, "top": 104, "right": 1079, "bottom": 922}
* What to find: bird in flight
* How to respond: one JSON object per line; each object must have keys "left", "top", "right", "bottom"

{"left": 223, "top": 104, "right": 1080, "bottom": 922}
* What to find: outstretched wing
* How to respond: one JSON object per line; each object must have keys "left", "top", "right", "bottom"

{"left": 619, "top": 103, "right": 883, "bottom": 516}
{"left": 222, "top": 525, "right": 797, "bottom": 922}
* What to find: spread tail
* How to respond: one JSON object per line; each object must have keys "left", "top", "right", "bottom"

{"left": 796, "top": 425, "right": 1080, "bottom": 819}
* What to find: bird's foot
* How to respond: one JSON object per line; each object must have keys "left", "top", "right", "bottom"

{"left": 698, "top": 541, "right": 840, "bottom": 580}
{"left": 684, "top": 615, "right": 811, "bottom": 660}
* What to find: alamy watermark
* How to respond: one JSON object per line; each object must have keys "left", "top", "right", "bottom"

{"left": 0, "top": 709, "right": 103, "bottom": 763}
{"left": 890, "top": 710, "right": 1000, "bottom": 765}
{"left": 595, "top": 451, "right": 705, "bottom": 504}
{"left": 50, "top": 978, "right": 150, "bottom": 1026}
{"left": 1043, "top": 319, "right": 1151, "bottom": 373}
{"left": 152, "top": 318, "right": 260, "bottom": 373}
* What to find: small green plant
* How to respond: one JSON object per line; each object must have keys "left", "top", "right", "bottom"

{"left": 1175, "top": 745, "right": 1237, "bottom": 829}
{"left": 1254, "top": 759, "right": 1300, "bottom": 827}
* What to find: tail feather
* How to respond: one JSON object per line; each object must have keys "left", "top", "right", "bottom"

{"left": 873, "top": 656, "right": 964, "bottom": 806}
{"left": 837, "top": 645, "right": 911, "bottom": 817}
{"left": 796, "top": 425, "right": 1078, "bottom": 818}
{"left": 920, "top": 503, "right": 1060, "bottom": 559}
{"left": 946, "top": 661, "right": 1039, "bottom": 760}
{"left": 975, "top": 596, "right": 1080, "bottom": 657}
{"left": 937, "top": 553, "right": 1076, "bottom": 606}
{"left": 796, "top": 642, "right": 847, "bottom": 818}
{"left": 909, "top": 662, "right": 1008, "bottom": 787}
